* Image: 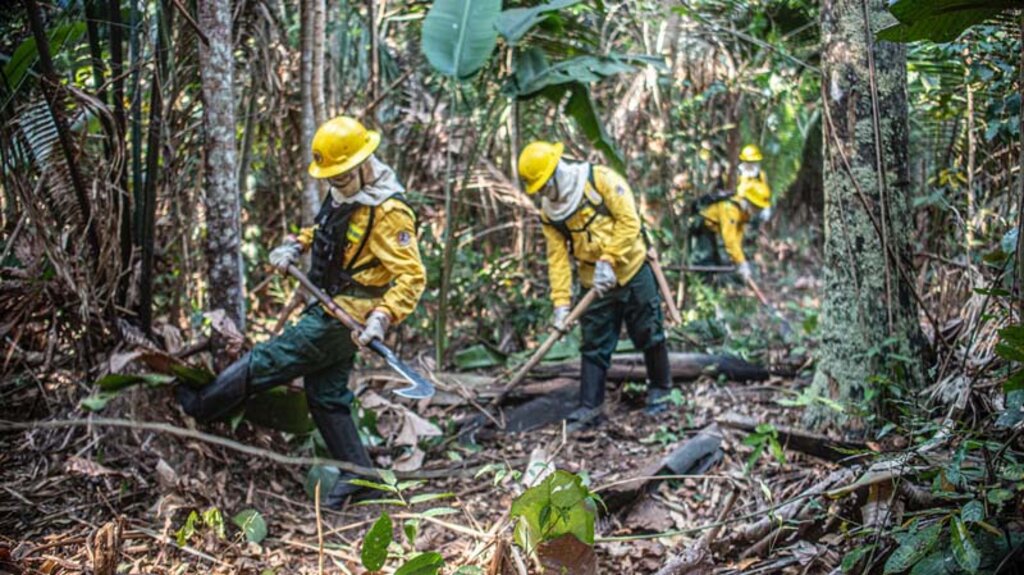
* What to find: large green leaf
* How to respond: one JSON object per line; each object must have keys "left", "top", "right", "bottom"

{"left": 510, "top": 48, "right": 661, "bottom": 172}
{"left": 4, "top": 22, "right": 87, "bottom": 90}
{"left": 878, "top": 0, "right": 1023, "bottom": 43}
{"left": 394, "top": 552, "right": 445, "bottom": 575}
{"left": 510, "top": 470, "right": 597, "bottom": 555}
{"left": 361, "top": 513, "right": 393, "bottom": 571}
{"left": 950, "top": 516, "right": 981, "bottom": 574}
{"left": 496, "top": 0, "right": 581, "bottom": 46}
{"left": 883, "top": 521, "right": 943, "bottom": 574}
{"left": 421, "top": 0, "right": 501, "bottom": 80}
{"left": 232, "top": 509, "right": 268, "bottom": 544}
{"left": 243, "top": 387, "right": 315, "bottom": 434}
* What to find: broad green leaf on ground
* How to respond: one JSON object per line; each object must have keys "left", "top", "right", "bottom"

{"left": 361, "top": 512, "right": 393, "bottom": 571}
{"left": 305, "top": 466, "right": 339, "bottom": 502}
{"left": 394, "top": 552, "right": 445, "bottom": 575}
{"left": 960, "top": 500, "right": 984, "bottom": 524}
{"left": 884, "top": 520, "right": 943, "bottom": 574}
{"left": 842, "top": 545, "right": 874, "bottom": 573}
{"left": 95, "top": 373, "right": 174, "bottom": 392}
{"left": 950, "top": 516, "right": 981, "bottom": 574}
{"left": 496, "top": 0, "right": 581, "bottom": 45}
{"left": 909, "top": 552, "right": 956, "bottom": 575}
{"left": 244, "top": 387, "right": 315, "bottom": 434}
{"left": 510, "top": 470, "right": 597, "bottom": 555}
{"left": 232, "top": 509, "right": 268, "bottom": 544}
{"left": 878, "top": 0, "right": 1023, "bottom": 43}
{"left": 80, "top": 391, "right": 121, "bottom": 412}
{"left": 454, "top": 344, "right": 505, "bottom": 370}
{"left": 421, "top": 0, "right": 501, "bottom": 79}
{"left": 453, "top": 568, "right": 485, "bottom": 575}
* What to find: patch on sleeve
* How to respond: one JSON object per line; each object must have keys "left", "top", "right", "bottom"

{"left": 397, "top": 230, "right": 412, "bottom": 247}
{"left": 616, "top": 185, "right": 627, "bottom": 196}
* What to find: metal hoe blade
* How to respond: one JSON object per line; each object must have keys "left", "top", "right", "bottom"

{"left": 369, "top": 340, "right": 435, "bottom": 399}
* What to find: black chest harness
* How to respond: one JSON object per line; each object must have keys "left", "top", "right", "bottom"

{"left": 542, "top": 168, "right": 609, "bottom": 260}
{"left": 543, "top": 167, "right": 651, "bottom": 261}
{"left": 307, "top": 194, "right": 413, "bottom": 298}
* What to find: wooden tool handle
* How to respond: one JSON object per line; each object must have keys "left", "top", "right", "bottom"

{"left": 286, "top": 265, "right": 364, "bottom": 332}
{"left": 744, "top": 276, "right": 771, "bottom": 307}
{"left": 647, "top": 250, "right": 683, "bottom": 325}
{"left": 494, "top": 289, "right": 600, "bottom": 405}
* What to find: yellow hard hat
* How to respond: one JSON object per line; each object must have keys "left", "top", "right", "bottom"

{"left": 518, "top": 141, "right": 564, "bottom": 195}
{"left": 738, "top": 178, "right": 771, "bottom": 209}
{"left": 739, "top": 144, "right": 763, "bottom": 163}
{"left": 308, "top": 116, "right": 381, "bottom": 179}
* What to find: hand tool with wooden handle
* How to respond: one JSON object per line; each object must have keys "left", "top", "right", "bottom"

{"left": 493, "top": 289, "right": 600, "bottom": 406}
{"left": 647, "top": 249, "right": 683, "bottom": 325}
{"left": 285, "top": 265, "right": 435, "bottom": 399}
{"left": 744, "top": 276, "right": 794, "bottom": 337}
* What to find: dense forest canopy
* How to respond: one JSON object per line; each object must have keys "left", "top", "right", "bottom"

{"left": 1, "top": 0, "right": 1023, "bottom": 573}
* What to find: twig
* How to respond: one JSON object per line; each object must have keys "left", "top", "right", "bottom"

{"left": 594, "top": 474, "right": 737, "bottom": 493}
{"left": 129, "top": 526, "right": 228, "bottom": 566}
{"left": 316, "top": 481, "right": 325, "bottom": 575}
{"left": 170, "top": 0, "right": 210, "bottom": 46}
{"left": 0, "top": 418, "right": 498, "bottom": 480}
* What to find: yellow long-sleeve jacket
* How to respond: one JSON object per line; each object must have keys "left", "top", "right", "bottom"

{"left": 541, "top": 165, "right": 647, "bottom": 308}
{"left": 296, "top": 197, "right": 426, "bottom": 324}
{"left": 699, "top": 198, "right": 751, "bottom": 264}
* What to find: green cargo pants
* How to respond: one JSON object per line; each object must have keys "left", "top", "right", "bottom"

{"left": 248, "top": 304, "right": 357, "bottom": 410}
{"left": 579, "top": 263, "right": 666, "bottom": 370}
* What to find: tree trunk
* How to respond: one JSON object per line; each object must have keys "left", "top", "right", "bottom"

{"left": 199, "top": 0, "right": 245, "bottom": 333}
{"left": 299, "top": 0, "right": 321, "bottom": 226}
{"left": 808, "top": 0, "right": 925, "bottom": 429}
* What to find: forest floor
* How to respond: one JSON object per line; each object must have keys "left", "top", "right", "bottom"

{"left": 0, "top": 228, "right": 855, "bottom": 574}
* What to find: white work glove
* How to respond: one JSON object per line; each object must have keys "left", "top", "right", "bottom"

{"left": 269, "top": 237, "right": 302, "bottom": 272}
{"left": 736, "top": 261, "right": 753, "bottom": 282}
{"left": 592, "top": 260, "right": 617, "bottom": 295}
{"left": 553, "top": 306, "right": 571, "bottom": 331}
{"left": 355, "top": 310, "right": 391, "bottom": 347}
{"left": 758, "top": 207, "right": 773, "bottom": 223}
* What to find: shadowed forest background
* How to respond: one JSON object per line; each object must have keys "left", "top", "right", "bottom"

{"left": 2, "top": 0, "right": 1024, "bottom": 573}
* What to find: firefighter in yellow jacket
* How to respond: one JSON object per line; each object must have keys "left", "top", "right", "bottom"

{"left": 177, "top": 116, "right": 426, "bottom": 508}
{"left": 518, "top": 141, "right": 672, "bottom": 425}
{"left": 695, "top": 144, "right": 772, "bottom": 281}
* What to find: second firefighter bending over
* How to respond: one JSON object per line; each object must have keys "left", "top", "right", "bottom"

{"left": 693, "top": 144, "right": 772, "bottom": 281}
{"left": 518, "top": 140, "right": 673, "bottom": 424}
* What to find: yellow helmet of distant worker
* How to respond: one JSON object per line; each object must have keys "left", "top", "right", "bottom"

{"left": 739, "top": 144, "right": 763, "bottom": 163}
{"left": 738, "top": 178, "right": 772, "bottom": 209}
{"left": 518, "top": 141, "right": 564, "bottom": 195}
{"left": 308, "top": 116, "right": 381, "bottom": 179}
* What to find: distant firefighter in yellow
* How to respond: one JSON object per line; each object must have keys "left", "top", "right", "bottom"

{"left": 691, "top": 144, "right": 772, "bottom": 281}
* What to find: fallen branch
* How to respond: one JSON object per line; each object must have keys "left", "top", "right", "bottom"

{"left": 717, "top": 413, "right": 873, "bottom": 463}
{"left": 734, "top": 467, "right": 857, "bottom": 544}
{"left": 654, "top": 489, "right": 737, "bottom": 575}
{"left": 0, "top": 417, "right": 499, "bottom": 480}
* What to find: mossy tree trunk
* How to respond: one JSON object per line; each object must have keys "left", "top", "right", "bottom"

{"left": 199, "top": 0, "right": 245, "bottom": 335}
{"left": 808, "top": 0, "right": 926, "bottom": 430}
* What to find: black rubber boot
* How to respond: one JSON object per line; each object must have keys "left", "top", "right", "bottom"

{"left": 310, "top": 404, "right": 374, "bottom": 509}
{"left": 176, "top": 353, "right": 253, "bottom": 423}
{"left": 567, "top": 360, "right": 607, "bottom": 429}
{"left": 644, "top": 341, "right": 673, "bottom": 415}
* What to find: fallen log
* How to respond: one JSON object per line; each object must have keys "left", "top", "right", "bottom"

{"left": 717, "top": 413, "right": 873, "bottom": 463}
{"left": 600, "top": 425, "right": 725, "bottom": 513}
{"left": 531, "top": 353, "right": 772, "bottom": 383}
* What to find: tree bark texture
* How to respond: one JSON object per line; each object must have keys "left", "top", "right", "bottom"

{"left": 299, "top": 0, "right": 321, "bottom": 226}
{"left": 809, "top": 0, "right": 924, "bottom": 427}
{"left": 198, "top": 0, "right": 245, "bottom": 331}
